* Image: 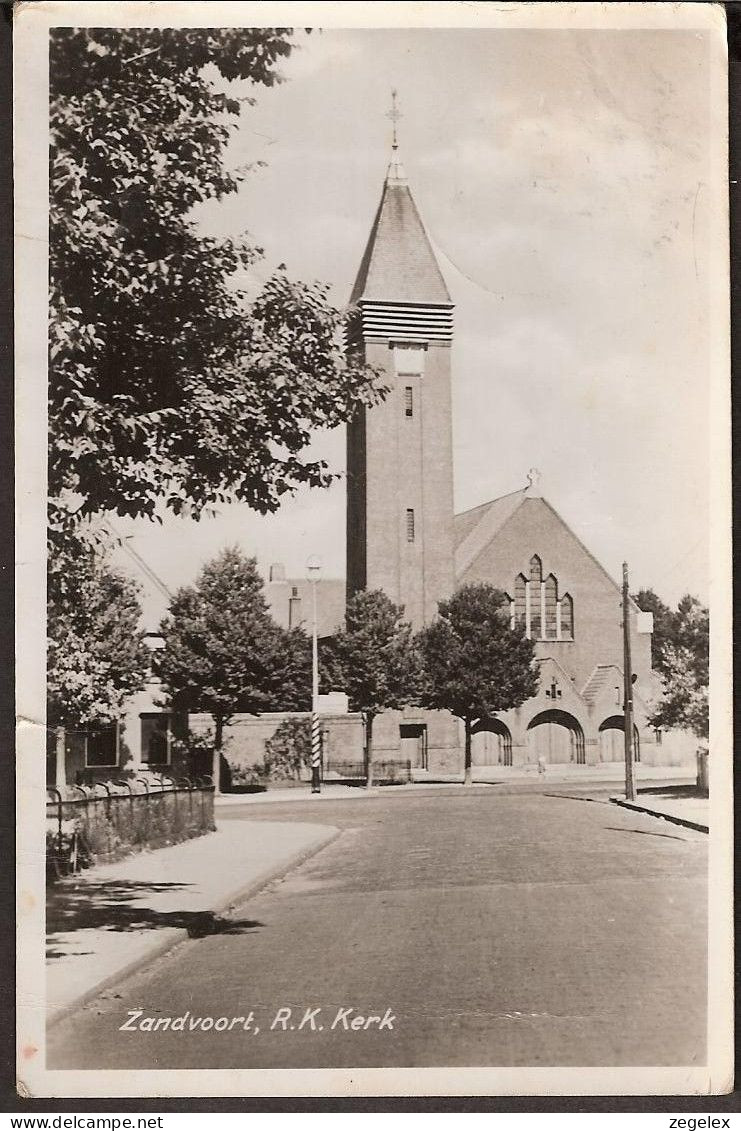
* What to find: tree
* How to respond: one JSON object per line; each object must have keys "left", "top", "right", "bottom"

{"left": 47, "top": 547, "right": 150, "bottom": 786}
{"left": 417, "top": 584, "right": 539, "bottom": 786}
{"left": 154, "top": 548, "right": 310, "bottom": 791}
{"left": 321, "top": 590, "right": 424, "bottom": 789}
{"left": 673, "top": 594, "right": 710, "bottom": 684}
{"left": 649, "top": 644, "right": 708, "bottom": 739}
{"left": 49, "top": 28, "right": 385, "bottom": 538}
{"left": 635, "top": 590, "right": 709, "bottom": 739}
{"left": 264, "top": 717, "right": 312, "bottom": 781}
{"left": 634, "top": 589, "right": 709, "bottom": 738}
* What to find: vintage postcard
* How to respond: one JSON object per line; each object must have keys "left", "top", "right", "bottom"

{"left": 15, "top": 0, "right": 732, "bottom": 1099}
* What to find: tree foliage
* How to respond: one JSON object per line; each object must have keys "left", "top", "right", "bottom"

{"left": 632, "top": 588, "right": 676, "bottom": 675}
{"left": 321, "top": 589, "right": 424, "bottom": 786}
{"left": 154, "top": 548, "right": 311, "bottom": 753}
{"left": 635, "top": 590, "right": 709, "bottom": 738}
{"left": 650, "top": 644, "right": 709, "bottom": 738}
{"left": 47, "top": 549, "right": 150, "bottom": 729}
{"left": 264, "top": 717, "right": 312, "bottom": 781}
{"left": 417, "top": 583, "right": 539, "bottom": 784}
{"left": 49, "top": 27, "right": 384, "bottom": 536}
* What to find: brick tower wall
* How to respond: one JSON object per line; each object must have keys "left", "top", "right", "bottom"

{"left": 348, "top": 338, "right": 455, "bottom": 631}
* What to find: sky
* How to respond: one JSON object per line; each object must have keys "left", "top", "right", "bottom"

{"left": 111, "top": 25, "right": 715, "bottom": 623}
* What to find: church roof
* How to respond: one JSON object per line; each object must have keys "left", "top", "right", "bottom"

{"left": 581, "top": 663, "right": 623, "bottom": 704}
{"left": 454, "top": 489, "right": 528, "bottom": 576}
{"left": 350, "top": 154, "right": 452, "bottom": 306}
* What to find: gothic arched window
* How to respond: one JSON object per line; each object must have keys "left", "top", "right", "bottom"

{"left": 512, "top": 557, "right": 574, "bottom": 641}
{"left": 544, "top": 574, "right": 558, "bottom": 639}
{"left": 560, "top": 593, "right": 574, "bottom": 640}
{"left": 514, "top": 572, "right": 527, "bottom": 629}
{"left": 529, "top": 556, "right": 542, "bottom": 638}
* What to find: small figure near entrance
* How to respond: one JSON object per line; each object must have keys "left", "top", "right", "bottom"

{"left": 537, "top": 754, "right": 546, "bottom": 779}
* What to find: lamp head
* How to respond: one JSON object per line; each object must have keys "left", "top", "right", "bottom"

{"left": 306, "top": 554, "right": 322, "bottom": 581}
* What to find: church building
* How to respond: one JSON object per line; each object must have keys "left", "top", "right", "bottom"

{"left": 334, "top": 128, "right": 670, "bottom": 772}
{"left": 52, "top": 120, "right": 695, "bottom": 790}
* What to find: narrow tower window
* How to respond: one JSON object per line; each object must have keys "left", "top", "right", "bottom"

{"left": 404, "top": 386, "right": 414, "bottom": 417}
{"left": 406, "top": 509, "right": 415, "bottom": 542}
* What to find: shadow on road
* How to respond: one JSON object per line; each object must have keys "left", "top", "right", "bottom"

{"left": 604, "top": 825, "right": 686, "bottom": 842}
{"left": 47, "top": 878, "right": 264, "bottom": 959}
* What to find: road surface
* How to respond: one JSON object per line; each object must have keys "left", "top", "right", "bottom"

{"left": 48, "top": 787, "right": 707, "bottom": 1069}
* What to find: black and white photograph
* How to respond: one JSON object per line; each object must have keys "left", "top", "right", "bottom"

{"left": 15, "top": 0, "right": 732, "bottom": 1099}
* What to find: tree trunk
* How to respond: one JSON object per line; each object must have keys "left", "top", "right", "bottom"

{"left": 55, "top": 725, "right": 66, "bottom": 791}
{"left": 464, "top": 716, "right": 472, "bottom": 787}
{"left": 213, "top": 716, "right": 223, "bottom": 796}
{"left": 365, "top": 714, "right": 374, "bottom": 790}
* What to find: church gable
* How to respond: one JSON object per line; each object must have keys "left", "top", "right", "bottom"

{"left": 455, "top": 494, "right": 620, "bottom": 610}
{"left": 455, "top": 492, "right": 653, "bottom": 692}
{"left": 532, "top": 657, "right": 586, "bottom": 719}
{"left": 582, "top": 662, "right": 654, "bottom": 729}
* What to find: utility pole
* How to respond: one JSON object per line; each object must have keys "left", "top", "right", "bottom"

{"left": 622, "top": 561, "right": 636, "bottom": 802}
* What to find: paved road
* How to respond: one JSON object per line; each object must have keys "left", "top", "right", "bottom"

{"left": 48, "top": 788, "right": 707, "bottom": 1069}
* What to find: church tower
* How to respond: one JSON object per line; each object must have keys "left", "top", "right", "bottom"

{"left": 346, "top": 101, "right": 455, "bottom": 630}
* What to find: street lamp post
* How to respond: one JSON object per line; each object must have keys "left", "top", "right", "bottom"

{"left": 306, "top": 555, "right": 322, "bottom": 794}
{"left": 622, "top": 561, "right": 636, "bottom": 802}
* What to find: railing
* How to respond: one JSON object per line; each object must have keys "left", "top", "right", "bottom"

{"left": 46, "top": 776, "right": 215, "bottom": 878}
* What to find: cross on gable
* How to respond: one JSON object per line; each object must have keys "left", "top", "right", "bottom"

{"left": 526, "top": 467, "right": 541, "bottom": 495}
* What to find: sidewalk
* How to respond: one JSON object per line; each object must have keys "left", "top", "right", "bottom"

{"left": 47, "top": 819, "right": 339, "bottom": 1024}
{"left": 216, "top": 784, "right": 377, "bottom": 806}
{"left": 215, "top": 763, "right": 694, "bottom": 807}
{"left": 214, "top": 781, "right": 506, "bottom": 807}
{"left": 610, "top": 786, "right": 709, "bottom": 832}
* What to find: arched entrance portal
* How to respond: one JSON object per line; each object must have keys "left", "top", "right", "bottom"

{"left": 471, "top": 719, "right": 513, "bottom": 767}
{"left": 598, "top": 716, "right": 641, "bottom": 763}
{"left": 527, "top": 710, "right": 585, "bottom": 764}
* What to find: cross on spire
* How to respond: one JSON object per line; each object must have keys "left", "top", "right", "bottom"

{"left": 386, "top": 88, "right": 402, "bottom": 149}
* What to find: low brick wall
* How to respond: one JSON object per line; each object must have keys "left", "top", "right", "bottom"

{"left": 189, "top": 711, "right": 365, "bottom": 780}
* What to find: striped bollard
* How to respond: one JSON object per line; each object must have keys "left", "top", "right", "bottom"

{"left": 311, "top": 712, "right": 322, "bottom": 794}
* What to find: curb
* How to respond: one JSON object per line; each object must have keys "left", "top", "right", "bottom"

{"left": 47, "top": 825, "right": 341, "bottom": 1028}
{"left": 609, "top": 796, "right": 708, "bottom": 834}
{"left": 215, "top": 782, "right": 506, "bottom": 807}
{"left": 215, "top": 790, "right": 381, "bottom": 806}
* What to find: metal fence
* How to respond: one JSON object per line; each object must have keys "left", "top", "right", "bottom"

{"left": 46, "top": 776, "right": 215, "bottom": 877}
